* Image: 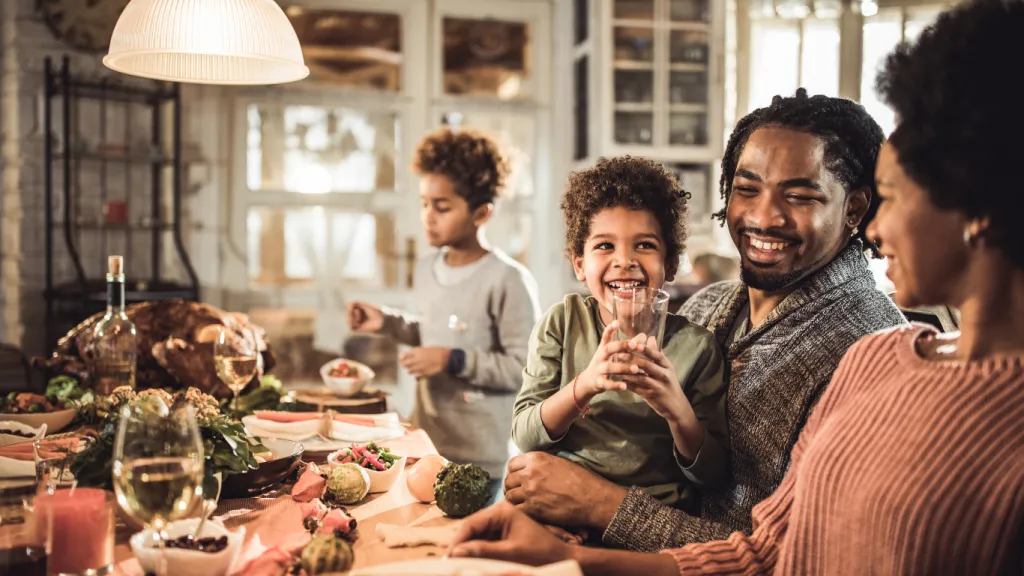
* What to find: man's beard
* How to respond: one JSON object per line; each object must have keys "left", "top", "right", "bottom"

{"left": 740, "top": 261, "right": 811, "bottom": 293}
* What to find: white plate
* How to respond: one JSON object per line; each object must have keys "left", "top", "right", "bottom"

{"left": 351, "top": 558, "right": 583, "bottom": 576}
{"left": 320, "top": 358, "right": 375, "bottom": 396}
{"left": 0, "top": 409, "right": 76, "bottom": 433}
{"left": 130, "top": 518, "right": 244, "bottom": 576}
{"left": 327, "top": 451, "right": 407, "bottom": 493}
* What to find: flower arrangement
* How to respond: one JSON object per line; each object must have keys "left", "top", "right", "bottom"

{"left": 71, "top": 385, "right": 268, "bottom": 498}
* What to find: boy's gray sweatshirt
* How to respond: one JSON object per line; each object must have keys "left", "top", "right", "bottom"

{"left": 378, "top": 249, "right": 541, "bottom": 477}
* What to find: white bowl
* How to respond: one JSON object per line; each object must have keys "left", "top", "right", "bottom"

{"left": 130, "top": 518, "right": 244, "bottom": 576}
{"left": 0, "top": 409, "right": 76, "bottom": 433}
{"left": 319, "top": 358, "right": 375, "bottom": 396}
{"left": 327, "top": 451, "right": 407, "bottom": 494}
{"left": 0, "top": 421, "right": 46, "bottom": 447}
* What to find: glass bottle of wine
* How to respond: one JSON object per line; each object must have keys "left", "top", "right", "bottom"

{"left": 90, "top": 255, "right": 137, "bottom": 394}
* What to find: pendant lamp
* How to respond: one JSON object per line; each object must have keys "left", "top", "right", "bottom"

{"left": 103, "top": 0, "right": 309, "bottom": 85}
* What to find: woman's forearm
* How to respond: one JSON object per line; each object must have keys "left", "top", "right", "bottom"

{"left": 572, "top": 546, "right": 679, "bottom": 576}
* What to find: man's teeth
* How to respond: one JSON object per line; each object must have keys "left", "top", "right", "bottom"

{"left": 749, "top": 238, "right": 790, "bottom": 251}
{"left": 608, "top": 280, "right": 643, "bottom": 289}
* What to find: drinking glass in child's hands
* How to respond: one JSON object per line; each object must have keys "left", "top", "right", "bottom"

{"left": 347, "top": 301, "right": 384, "bottom": 333}
{"left": 578, "top": 321, "right": 644, "bottom": 395}
{"left": 620, "top": 336, "right": 695, "bottom": 425}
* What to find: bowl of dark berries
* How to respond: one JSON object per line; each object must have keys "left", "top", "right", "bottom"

{"left": 130, "top": 518, "right": 244, "bottom": 576}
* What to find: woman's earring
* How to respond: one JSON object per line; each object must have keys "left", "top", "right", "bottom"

{"left": 850, "top": 226, "right": 859, "bottom": 238}
{"left": 963, "top": 228, "right": 975, "bottom": 248}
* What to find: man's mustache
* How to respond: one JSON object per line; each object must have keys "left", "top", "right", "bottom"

{"left": 736, "top": 227, "right": 802, "bottom": 245}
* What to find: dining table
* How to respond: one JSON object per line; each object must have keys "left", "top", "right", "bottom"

{"left": 112, "top": 427, "right": 459, "bottom": 574}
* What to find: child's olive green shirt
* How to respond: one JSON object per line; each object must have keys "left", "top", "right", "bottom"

{"left": 512, "top": 294, "right": 730, "bottom": 507}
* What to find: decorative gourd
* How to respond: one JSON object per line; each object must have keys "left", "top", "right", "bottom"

{"left": 325, "top": 463, "right": 370, "bottom": 504}
{"left": 300, "top": 534, "right": 354, "bottom": 575}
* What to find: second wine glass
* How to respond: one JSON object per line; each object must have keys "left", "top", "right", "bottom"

{"left": 213, "top": 325, "right": 258, "bottom": 412}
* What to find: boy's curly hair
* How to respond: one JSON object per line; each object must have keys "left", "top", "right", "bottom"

{"left": 412, "top": 128, "right": 511, "bottom": 209}
{"left": 561, "top": 156, "right": 689, "bottom": 266}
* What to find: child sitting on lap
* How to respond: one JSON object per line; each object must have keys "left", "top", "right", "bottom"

{"left": 512, "top": 156, "right": 729, "bottom": 508}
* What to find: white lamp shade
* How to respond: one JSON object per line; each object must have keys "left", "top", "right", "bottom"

{"left": 103, "top": 0, "right": 309, "bottom": 85}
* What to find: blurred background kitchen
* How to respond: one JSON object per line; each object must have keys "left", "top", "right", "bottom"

{"left": 0, "top": 0, "right": 953, "bottom": 414}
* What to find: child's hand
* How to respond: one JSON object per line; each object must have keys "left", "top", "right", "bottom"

{"left": 622, "top": 336, "right": 694, "bottom": 424}
{"left": 578, "top": 321, "right": 642, "bottom": 396}
{"left": 347, "top": 301, "right": 383, "bottom": 333}
{"left": 400, "top": 347, "right": 451, "bottom": 377}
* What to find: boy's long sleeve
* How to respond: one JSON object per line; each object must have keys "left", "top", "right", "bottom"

{"left": 377, "top": 306, "right": 422, "bottom": 347}
{"left": 459, "top": 268, "right": 541, "bottom": 392}
{"left": 676, "top": 337, "right": 730, "bottom": 489}
{"left": 510, "top": 302, "right": 566, "bottom": 452}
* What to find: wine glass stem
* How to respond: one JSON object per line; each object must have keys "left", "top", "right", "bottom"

{"left": 233, "top": 389, "right": 240, "bottom": 413}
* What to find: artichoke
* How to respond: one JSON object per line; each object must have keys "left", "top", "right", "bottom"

{"left": 300, "top": 534, "right": 354, "bottom": 575}
{"left": 325, "top": 463, "right": 370, "bottom": 505}
{"left": 433, "top": 463, "right": 491, "bottom": 518}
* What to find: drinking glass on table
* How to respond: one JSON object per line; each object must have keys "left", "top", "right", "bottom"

{"left": 0, "top": 479, "right": 50, "bottom": 576}
{"left": 112, "top": 398, "right": 204, "bottom": 576}
{"left": 214, "top": 325, "right": 259, "bottom": 411}
{"left": 611, "top": 287, "right": 670, "bottom": 348}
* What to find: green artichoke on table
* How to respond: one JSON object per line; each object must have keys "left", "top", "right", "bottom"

{"left": 433, "top": 463, "right": 491, "bottom": 518}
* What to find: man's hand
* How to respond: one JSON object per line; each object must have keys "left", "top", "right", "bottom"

{"left": 503, "top": 452, "right": 627, "bottom": 530}
{"left": 347, "top": 301, "right": 384, "bottom": 333}
{"left": 448, "top": 502, "right": 574, "bottom": 566}
{"left": 400, "top": 347, "right": 451, "bottom": 378}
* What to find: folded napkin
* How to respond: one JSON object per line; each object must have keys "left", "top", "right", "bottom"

{"left": 243, "top": 412, "right": 404, "bottom": 444}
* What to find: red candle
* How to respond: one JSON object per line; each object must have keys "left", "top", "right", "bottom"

{"left": 36, "top": 488, "right": 114, "bottom": 574}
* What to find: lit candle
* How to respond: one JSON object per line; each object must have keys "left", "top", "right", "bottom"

{"left": 36, "top": 488, "right": 114, "bottom": 574}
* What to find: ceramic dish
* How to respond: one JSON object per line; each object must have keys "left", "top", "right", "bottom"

{"left": 327, "top": 451, "right": 407, "bottom": 493}
{"left": 0, "top": 421, "right": 45, "bottom": 447}
{"left": 219, "top": 438, "right": 303, "bottom": 498}
{"left": 130, "top": 518, "right": 244, "bottom": 576}
{"left": 0, "top": 409, "right": 76, "bottom": 433}
{"left": 319, "top": 358, "right": 375, "bottom": 396}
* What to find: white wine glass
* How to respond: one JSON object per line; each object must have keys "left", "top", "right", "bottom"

{"left": 112, "top": 398, "right": 204, "bottom": 576}
{"left": 213, "top": 325, "right": 258, "bottom": 412}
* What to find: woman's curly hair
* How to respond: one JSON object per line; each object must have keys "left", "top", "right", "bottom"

{"left": 413, "top": 128, "right": 511, "bottom": 208}
{"left": 876, "top": 0, "right": 1023, "bottom": 267}
{"left": 561, "top": 156, "right": 689, "bottom": 266}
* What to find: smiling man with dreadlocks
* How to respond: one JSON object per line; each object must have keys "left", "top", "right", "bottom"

{"left": 495, "top": 89, "right": 906, "bottom": 550}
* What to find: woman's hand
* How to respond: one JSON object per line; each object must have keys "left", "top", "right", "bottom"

{"left": 347, "top": 301, "right": 383, "bottom": 333}
{"left": 448, "top": 502, "right": 575, "bottom": 566}
{"left": 503, "top": 452, "right": 627, "bottom": 530}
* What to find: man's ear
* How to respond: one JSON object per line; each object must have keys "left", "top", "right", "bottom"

{"left": 847, "top": 187, "right": 871, "bottom": 231}
{"left": 571, "top": 254, "right": 586, "bottom": 281}
{"left": 472, "top": 203, "right": 494, "bottom": 227}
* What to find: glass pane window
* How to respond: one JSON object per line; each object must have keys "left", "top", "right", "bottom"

{"left": 442, "top": 18, "right": 531, "bottom": 100}
{"left": 614, "top": 0, "right": 654, "bottom": 20}
{"left": 246, "top": 208, "right": 394, "bottom": 287}
{"left": 284, "top": 6, "right": 401, "bottom": 90}
{"left": 246, "top": 104, "right": 399, "bottom": 194}
{"left": 861, "top": 10, "right": 902, "bottom": 136}
{"left": 440, "top": 111, "right": 536, "bottom": 199}
{"left": 748, "top": 19, "right": 799, "bottom": 111}
{"left": 670, "top": 0, "right": 709, "bottom": 22}
{"left": 800, "top": 19, "right": 840, "bottom": 98}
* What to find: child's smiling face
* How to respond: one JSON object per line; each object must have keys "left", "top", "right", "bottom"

{"left": 572, "top": 206, "right": 675, "bottom": 320}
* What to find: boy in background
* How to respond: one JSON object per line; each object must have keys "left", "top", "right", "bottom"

{"left": 349, "top": 128, "right": 541, "bottom": 498}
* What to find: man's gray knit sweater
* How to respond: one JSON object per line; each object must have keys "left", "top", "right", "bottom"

{"left": 602, "top": 243, "right": 907, "bottom": 551}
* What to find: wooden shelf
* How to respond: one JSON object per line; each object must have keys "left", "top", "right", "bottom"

{"left": 54, "top": 151, "right": 170, "bottom": 166}
{"left": 614, "top": 60, "right": 655, "bottom": 70}
{"left": 669, "top": 62, "right": 708, "bottom": 72}
{"left": 669, "top": 103, "right": 709, "bottom": 113}
{"left": 615, "top": 102, "right": 656, "bottom": 112}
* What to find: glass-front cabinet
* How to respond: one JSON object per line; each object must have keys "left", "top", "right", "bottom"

{"left": 574, "top": 0, "right": 725, "bottom": 245}
{"left": 603, "top": 0, "right": 722, "bottom": 158}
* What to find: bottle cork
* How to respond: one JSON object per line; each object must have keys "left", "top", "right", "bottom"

{"left": 108, "top": 255, "right": 123, "bottom": 276}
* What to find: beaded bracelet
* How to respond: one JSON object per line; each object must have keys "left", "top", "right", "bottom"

{"left": 571, "top": 373, "right": 591, "bottom": 419}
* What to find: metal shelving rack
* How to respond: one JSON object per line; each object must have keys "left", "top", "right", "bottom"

{"left": 42, "top": 56, "right": 199, "bottom": 350}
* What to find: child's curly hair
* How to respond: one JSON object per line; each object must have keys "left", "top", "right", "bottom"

{"left": 413, "top": 128, "right": 511, "bottom": 209}
{"left": 561, "top": 156, "right": 689, "bottom": 266}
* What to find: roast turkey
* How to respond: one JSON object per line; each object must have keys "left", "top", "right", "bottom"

{"left": 33, "top": 299, "right": 276, "bottom": 399}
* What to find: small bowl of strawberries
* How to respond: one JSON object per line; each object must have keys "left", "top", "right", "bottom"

{"left": 319, "top": 358, "right": 375, "bottom": 396}
{"left": 327, "top": 442, "right": 406, "bottom": 494}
